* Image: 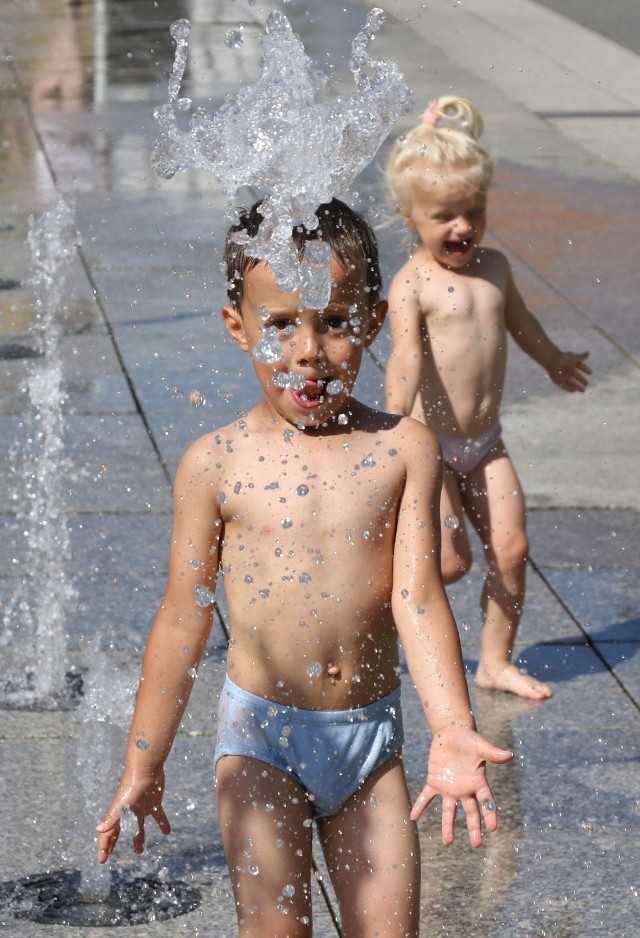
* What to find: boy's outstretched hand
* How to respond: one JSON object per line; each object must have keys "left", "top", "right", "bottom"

{"left": 411, "top": 726, "right": 513, "bottom": 848}
{"left": 96, "top": 768, "right": 171, "bottom": 863}
{"left": 549, "top": 350, "right": 591, "bottom": 392}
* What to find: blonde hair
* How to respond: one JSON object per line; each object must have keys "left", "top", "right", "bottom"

{"left": 385, "top": 96, "right": 493, "bottom": 215}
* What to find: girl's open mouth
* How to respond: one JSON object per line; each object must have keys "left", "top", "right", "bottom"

{"left": 445, "top": 239, "right": 472, "bottom": 256}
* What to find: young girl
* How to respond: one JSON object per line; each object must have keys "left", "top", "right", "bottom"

{"left": 384, "top": 96, "right": 591, "bottom": 700}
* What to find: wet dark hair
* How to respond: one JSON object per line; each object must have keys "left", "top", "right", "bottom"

{"left": 223, "top": 198, "right": 382, "bottom": 310}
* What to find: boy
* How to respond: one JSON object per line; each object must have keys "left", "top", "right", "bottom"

{"left": 97, "top": 200, "right": 512, "bottom": 937}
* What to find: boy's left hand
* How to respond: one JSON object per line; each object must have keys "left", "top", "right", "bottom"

{"left": 411, "top": 726, "right": 513, "bottom": 847}
{"left": 549, "top": 350, "right": 591, "bottom": 392}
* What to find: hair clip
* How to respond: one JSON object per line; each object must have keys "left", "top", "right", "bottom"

{"left": 421, "top": 99, "right": 440, "bottom": 126}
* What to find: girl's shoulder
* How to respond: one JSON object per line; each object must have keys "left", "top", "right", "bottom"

{"left": 475, "top": 246, "right": 511, "bottom": 274}
{"left": 389, "top": 253, "right": 446, "bottom": 291}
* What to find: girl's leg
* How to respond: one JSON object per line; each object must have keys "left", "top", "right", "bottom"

{"left": 463, "top": 448, "right": 552, "bottom": 700}
{"left": 216, "top": 755, "right": 314, "bottom": 938}
{"left": 317, "top": 754, "right": 420, "bottom": 938}
{"left": 440, "top": 467, "right": 473, "bottom": 584}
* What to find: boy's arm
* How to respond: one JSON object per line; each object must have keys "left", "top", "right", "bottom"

{"left": 97, "top": 438, "right": 223, "bottom": 862}
{"left": 384, "top": 271, "right": 424, "bottom": 415}
{"left": 391, "top": 419, "right": 512, "bottom": 847}
{"left": 504, "top": 267, "right": 591, "bottom": 392}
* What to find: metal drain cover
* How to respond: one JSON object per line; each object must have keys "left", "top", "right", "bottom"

{"left": 0, "top": 869, "right": 201, "bottom": 926}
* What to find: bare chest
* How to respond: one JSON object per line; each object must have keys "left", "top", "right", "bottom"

{"left": 215, "top": 439, "right": 402, "bottom": 566}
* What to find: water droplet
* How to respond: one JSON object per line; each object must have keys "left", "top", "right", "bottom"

{"left": 248, "top": 864, "right": 260, "bottom": 876}
{"left": 337, "top": 412, "right": 349, "bottom": 425}
{"left": 281, "top": 517, "right": 293, "bottom": 528}
{"left": 296, "top": 484, "right": 309, "bottom": 496}
{"left": 224, "top": 28, "right": 244, "bottom": 48}
{"left": 306, "top": 661, "right": 322, "bottom": 678}
{"left": 194, "top": 585, "right": 215, "bottom": 607}
{"left": 325, "top": 378, "right": 344, "bottom": 395}
{"left": 189, "top": 389, "right": 206, "bottom": 407}
{"left": 300, "top": 240, "right": 332, "bottom": 308}
{"left": 282, "top": 884, "right": 296, "bottom": 897}
{"left": 444, "top": 514, "right": 459, "bottom": 529}
{"left": 299, "top": 572, "right": 311, "bottom": 584}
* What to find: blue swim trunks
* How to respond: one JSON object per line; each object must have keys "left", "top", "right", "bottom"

{"left": 214, "top": 676, "right": 404, "bottom": 817}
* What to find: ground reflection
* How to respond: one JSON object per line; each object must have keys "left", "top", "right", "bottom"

{"left": 417, "top": 691, "right": 524, "bottom": 935}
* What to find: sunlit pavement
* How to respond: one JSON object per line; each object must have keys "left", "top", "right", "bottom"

{"left": 0, "top": 1, "right": 638, "bottom": 935}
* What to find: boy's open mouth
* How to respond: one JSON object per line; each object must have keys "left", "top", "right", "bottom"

{"left": 291, "top": 380, "right": 326, "bottom": 409}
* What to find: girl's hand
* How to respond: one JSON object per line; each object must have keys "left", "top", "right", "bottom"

{"left": 549, "top": 350, "right": 591, "bottom": 392}
{"left": 96, "top": 768, "right": 171, "bottom": 863}
{"left": 411, "top": 726, "right": 513, "bottom": 847}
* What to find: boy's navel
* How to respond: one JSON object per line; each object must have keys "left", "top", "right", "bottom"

{"left": 327, "top": 664, "right": 341, "bottom": 684}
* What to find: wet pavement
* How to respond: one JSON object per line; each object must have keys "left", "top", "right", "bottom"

{"left": 0, "top": 0, "right": 638, "bottom": 935}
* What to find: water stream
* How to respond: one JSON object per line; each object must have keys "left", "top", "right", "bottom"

{"left": 152, "top": 8, "right": 412, "bottom": 305}
{"left": 1, "top": 199, "right": 80, "bottom": 710}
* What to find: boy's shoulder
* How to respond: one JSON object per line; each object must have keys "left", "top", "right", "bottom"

{"left": 177, "top": 414, "right": 250, "bottom": 474}
{"left": 362, "top": 405, "right": 440, "bottom": 458}
{"left": 179, "top": 404, "right": 439, "bottom": 455}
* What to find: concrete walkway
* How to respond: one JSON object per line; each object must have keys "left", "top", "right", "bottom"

{"left": 0, "top": 1, "right": 638, "bottom": 935}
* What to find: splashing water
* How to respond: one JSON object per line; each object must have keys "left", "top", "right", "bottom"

{"left": 152, "top": 10, "right": 412, "bottom": 306}
{"left": 272, "top": 372, "right": 306, "bottom": 390}
{"left": 253, "top": 326, "right": 287, "bottom": 365}
{"left": 73, "top": 647, "right": 136, "bottom": 902}
{"left": 1, "top": 199, "right": 80, "bottom": 708}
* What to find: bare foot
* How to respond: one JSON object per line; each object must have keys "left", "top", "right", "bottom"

{"left": 476, "top": 662, "right": 553, "bottom": 700}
